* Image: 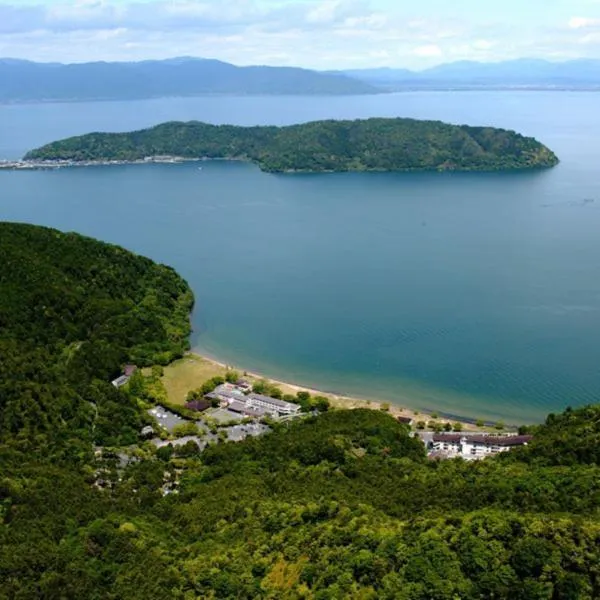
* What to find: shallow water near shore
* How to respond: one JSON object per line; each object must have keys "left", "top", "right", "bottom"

{"left": 1, "top": 91, "right": 600, "bottom": 423}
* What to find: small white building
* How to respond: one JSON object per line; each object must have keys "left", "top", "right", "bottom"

{"left": 111, "top": 374, "right": 130, "bottom": 388}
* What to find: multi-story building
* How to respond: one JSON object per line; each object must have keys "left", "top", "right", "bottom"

{"left": 206, "top": 383, "right": 247, "bottom": 404}
{"left": 246, "top": 393, "right": 301, "bottom": 416}
{"left": 204, "top": 384, "right": 301, "bottom": 418}
{"left": 431, "top": 433, "right": 533, "bottom": 459}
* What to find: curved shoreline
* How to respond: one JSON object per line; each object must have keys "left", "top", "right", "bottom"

{"left": 183, "top": 350, "right": 518, "bottom": 430}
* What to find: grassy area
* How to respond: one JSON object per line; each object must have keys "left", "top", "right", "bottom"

{"left": 160, "top": 354, "right": 229, "bottom": 405}
{"left": 159, "top": 352, "right": 500, "bottom": 433}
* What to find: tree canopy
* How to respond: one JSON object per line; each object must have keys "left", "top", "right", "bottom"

{"left": 2, "top": 222, "right": 600, "bottom": 600}
{"left": 0, "top": 221, "right": 193, "bottom": 446}
{"left": 24, "top": 118, "right": 559, "bottom": 173}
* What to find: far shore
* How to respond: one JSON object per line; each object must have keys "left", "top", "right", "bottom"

{"left": 0, "top": 155, "right": 558, "bottom": 175}
{"left": 161, "top": 351, "right": 514, "bottom": 432}
{"left": 0, "top": 156, "right": 203, "bottom": 170}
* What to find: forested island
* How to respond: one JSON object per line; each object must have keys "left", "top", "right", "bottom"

{"left": 3, "top": 222, "right": 600, "bottom": 598}
{"left": 24, "top": 118, "right": 559, "bottom": 173}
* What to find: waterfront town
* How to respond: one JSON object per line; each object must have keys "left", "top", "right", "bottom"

{"left": 0, "top": 156, "right": 198, "bottom": 170}
{"left": 111, "top": 365, "right": 533, "bottom": 462}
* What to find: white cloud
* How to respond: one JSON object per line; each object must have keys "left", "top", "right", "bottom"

{"left": 472, "top": 39, "right": 494, "bottom": 50}
{"left": 0, "top": 0, "right": 599, "bottom": 68}
{"left": 569, "top": 16, "right": 600, "bottom": 29}
{"left": 306, "top": 0, "right": 342, "bottom": 24}
{"left": 412, "top": 44, "right": 443, "bottom": 58}
{"left": 578, "top": 32, "right": 600, "bottom": 44}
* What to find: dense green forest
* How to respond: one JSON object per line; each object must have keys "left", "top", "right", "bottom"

{"left": 0, "top": 222, "right": 193, "bottom": 447}
{"left": 2, "top": 222, "right": 600, "bottom": 600}
{"left": 24, "top": 118, "right": 559, "bottom": 172}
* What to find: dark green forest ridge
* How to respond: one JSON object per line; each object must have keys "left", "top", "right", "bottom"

{"left": 3, "top": 222, "right": 600, "bottom": 599}
{"left": 25, "top": 118, "right": 559, "bottom": 173}
{"left": 0, "top": 222, "right": 193, "bottom": 444}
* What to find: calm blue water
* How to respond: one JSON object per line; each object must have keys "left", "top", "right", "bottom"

{"left": 1, "top": 92, "right": 600, "bottom": 423}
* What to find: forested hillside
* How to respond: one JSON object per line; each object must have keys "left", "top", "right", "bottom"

{"left": 0, "top": 222, "right": 193, "bottom": 446}
{"left": 2, "top": 223, "right": 600, "bottom": 599}
{"left": 25, "top": 118, "right": 559, "bottom": 172}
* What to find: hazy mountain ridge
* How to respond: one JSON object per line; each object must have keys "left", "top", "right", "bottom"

{"left": 2, "top": 57, "right": 599, "bottom": 102}
{"left": 337, "top": 59, "right": 600, "bottom": 89}
{"left": 0, "top": 57, "right": 378, "bottom": 102}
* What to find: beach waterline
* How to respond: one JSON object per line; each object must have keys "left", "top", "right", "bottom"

{"left": 192, "top": 342, "right": 534, "bottom": 425}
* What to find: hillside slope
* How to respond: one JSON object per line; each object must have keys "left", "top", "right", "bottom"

{"left": 1, "top": 223, "right": 599, "bottom": 600}
{"left": 0, "top": 222, "right": 193, "bottom": 444}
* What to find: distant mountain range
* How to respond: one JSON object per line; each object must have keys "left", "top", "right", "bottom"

{"left": 337, "top": 59, "right": 600, "bottom": 90}
{"left": 2, "top": 57, "right": 599, "bottom": 103}
{"left": 0, "top": 57, "right": 378, "bottom": 103}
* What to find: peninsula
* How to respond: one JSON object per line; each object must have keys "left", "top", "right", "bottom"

{"left": 23, "top": 117, "right": 559, "bottom": 173}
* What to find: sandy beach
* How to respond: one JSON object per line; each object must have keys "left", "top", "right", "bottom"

{"left": 160, "top": 351, "right": 497, "bottom": 432}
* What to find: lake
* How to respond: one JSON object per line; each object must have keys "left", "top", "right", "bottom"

{"left": 2, "top": 92, "right": 600, "bottom": 423}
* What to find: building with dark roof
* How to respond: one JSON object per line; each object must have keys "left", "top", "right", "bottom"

{"left": 185, "top": 399, "right": 211, "bottom": 413}
{"left": 235, "top": 379, "right": 253, "bottom": 392}
{"left": 228, "top": 400, "right": 268, "bottom": 418}
{"left": 205, "top": 383, "right": 247, "bottom": 405}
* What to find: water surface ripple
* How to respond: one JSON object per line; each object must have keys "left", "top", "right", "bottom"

{"left": 1, "top": 91, "right": 599, "bottom": 423}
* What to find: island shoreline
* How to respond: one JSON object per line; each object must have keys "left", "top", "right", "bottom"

{"left": 21, "top": 117, "right": 561, "bottom": 172}
{"left": 0, "top": 156, "right": 559, "bottom": 174}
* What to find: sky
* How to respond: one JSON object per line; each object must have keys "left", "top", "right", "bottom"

{"left": 1, "top": 0, "right": 600, "bottom": 69}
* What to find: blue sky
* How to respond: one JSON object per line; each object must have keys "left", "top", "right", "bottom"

{"left": 1, "top": 0, "right": 599, "bottom": 68}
